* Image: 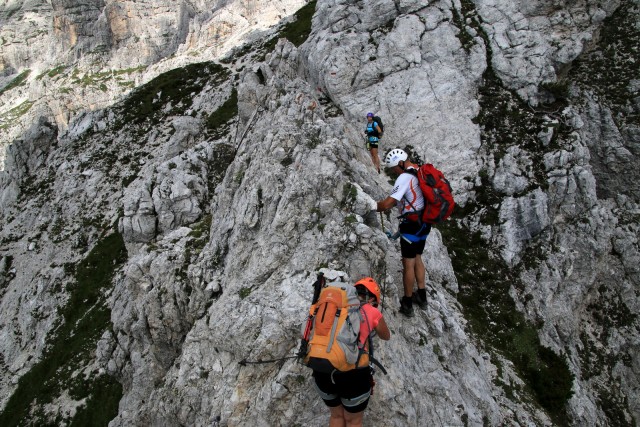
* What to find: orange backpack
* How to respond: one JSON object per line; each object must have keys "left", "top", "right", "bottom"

{"left": 303, "top": 284, "right": 368, "bottom": 373}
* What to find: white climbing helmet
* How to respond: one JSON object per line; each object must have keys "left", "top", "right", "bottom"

{"left": 384, "top": 148, "right": 408, "bottom": 168}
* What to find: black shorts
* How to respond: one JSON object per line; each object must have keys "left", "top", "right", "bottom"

{"left": 313, "top": 368, "right": 372, "bottom": 413}
{"left": 399, "top": 221, "right": 431, "bottom": 259}
{"left": 366, "top": 139, "right": 379, "bottom": 149}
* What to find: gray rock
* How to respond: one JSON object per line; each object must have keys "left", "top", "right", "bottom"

{"left": 499, "top": 189, "right": 550, "bottom": 265}
{"left": 1, "top": 0, "right": 638, "bottom": 426}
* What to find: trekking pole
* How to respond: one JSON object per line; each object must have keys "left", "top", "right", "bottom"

{"left": 311, "top": 272, "right": 324, "bottom": 305}
{"left": 297, "top": 272, "right": 325, "bottom": 358}
{"left": 380, "top": 279, "right": 387, "bottom": 313}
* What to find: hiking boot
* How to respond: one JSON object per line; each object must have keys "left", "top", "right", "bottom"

{"left": 412, "top": 292, "right": 428, "bottom": 310}
{"left": 399, "top": 298, "right": 414, "bottom": 317}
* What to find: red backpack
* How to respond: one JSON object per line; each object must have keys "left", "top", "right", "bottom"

{"left": 405, "top": 164, "right": 455, "bottom": 224}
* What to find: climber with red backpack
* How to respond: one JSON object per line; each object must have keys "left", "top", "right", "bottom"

{"left": 301, "top": 275, "right": 390, "bottom": 427}
{"left": 373, "top": 148, "right": 455, "bottom": 317}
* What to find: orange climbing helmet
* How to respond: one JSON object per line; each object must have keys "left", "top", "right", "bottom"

{"left": 354, "top": 277, "right": 381, "bottom": 306}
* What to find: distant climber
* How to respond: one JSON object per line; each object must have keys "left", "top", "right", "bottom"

{"left": 373, "top": 148, "right": 429, "bottom": 317}
{"left": 305, "top": 277, "right": 390, "bottom": 427}
{"left": 364, "top": 112, "right": 383, "bottom": 173}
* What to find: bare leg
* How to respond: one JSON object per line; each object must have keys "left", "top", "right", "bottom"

{"left": 370, "top": 147, "right": 380, "bottom": 172}
{"left": 402, "top": 257, "right": 416, "bottom": 298}
{"left": 343, "top": 410, "right": 364, "bottom": 427}
{"left": 415, "top": 254, "right": 426, "bottom": 290}
{"left": 329, "top": 406, "right": 346, "bottom": 427}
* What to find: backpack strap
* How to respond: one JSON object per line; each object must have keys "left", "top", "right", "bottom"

{"left": 358, "top": 302, "right": 370, "bottom": 351}
{"left": 399, "top": 169, "right": 426, "bottom": 224}
{"left": 325, "top": 308, "right": 341, "bottom": 353}
{"left": 400, "top": 195, "right": 423, "bottom": 222}
{"left": 370, "top": 358, "right": 387, "bottom": 374}
{"left": 401, "top": 192, "right": 425, "bottom": 226}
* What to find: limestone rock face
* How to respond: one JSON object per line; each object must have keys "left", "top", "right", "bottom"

{"left": 580, "top": 92, "right": 640, "bottom": 200}
{"left": 0, "top": 117, "right": 57, "bottom": 210}
{"left": 1, "top": 0, "right": 639, "bottom": 426}
{"left": 0, "top": 0, "right": 306, "bottom": 162}
{"left": 476, "top": 0, "right": 621, "bottom": 102}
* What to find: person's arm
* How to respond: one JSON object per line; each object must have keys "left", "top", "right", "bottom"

{"left": 375, "top": 124, "right": 382, "bottom": 135}
{"left": 376, "top": 196, "right": 397, "bottom": 212}
{"left": 375, "top": 174, "right": 408, "bottom": 211}
{"left": 374, "top": 316, "right": 391, "bottom": 340}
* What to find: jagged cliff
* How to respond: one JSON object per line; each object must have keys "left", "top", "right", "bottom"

{"left": 0, "top": 0, "right": 639, "bottom": 426}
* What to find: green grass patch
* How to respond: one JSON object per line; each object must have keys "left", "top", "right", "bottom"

{"left": 280, "top": 0, "right": 317, "bottom": 47}
{"left": 37, "top": 65, "right": 68, "bottom": 80}
{"left": 539, "top": 81, "right": 570, "bottom": 102}
{"left": 451, "top": 4, "right": 475, "bottom": 53}
{"left": 0, "top": 100, "right": 35, "bottom": 130}
{"left": 0, "top": 232, "right": 128, "bottom": 426}
{"left": 221, "top": 1, "right": 316, "bottom": 64}
{"left": 188, "top": 214, "right": 212, "bottom": 241}
{"left": 68, "top": 374, "right": 123, "bottom": 427}
{"left": 178, "top": 214, "right": 215, "bottom": 283}
{"left": 206, "top": 143, "right": 237, "bottom": 195}
{"left": 115, "top": 62, "right": 229, "bottom": 129}
{"left": 113, "top": 66, "right": 148, "bottom": 76}
{"left": 263, "top": 0, "right": 317, "bottom": 53}
{"left": 71, "top": 66, "right": 146, "bottom": 89}
{"left": 239, "top": 287, "right": 252, "bottom": 299}
{"left": 571, "top": 2, "right": 640, "bottom": 127}
{"left": 344, "top": 214, "right": 357, "bottom": 224}
{"left": 341, "top": 183, "right": 358, "bottom": 208}
{"left": 206, "top": 88, "right": 238, "bottom": 139}
{"left": 0, "top": 70, "right": 31, "bottom": 96}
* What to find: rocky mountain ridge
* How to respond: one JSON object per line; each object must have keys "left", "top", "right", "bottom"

{"left": 1, "top": 0, "right": 639, "bottom": 426}
{"left": 0, "top": 0, "right": 306, "bottom": 166}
